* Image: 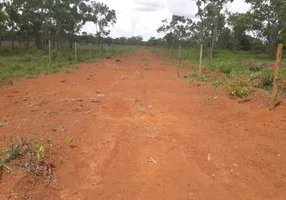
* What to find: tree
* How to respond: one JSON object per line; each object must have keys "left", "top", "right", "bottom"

{"left": 90, "top": 1, "right": 116, "bottom": 47}
{"left": 157, "top": 15, "right": 194, "bottom": 51}
{"left": 228, "top": 13, "right": 250, "bottom": 51}
{"left": 0, "top": 3, "right": 8, "bottom": 47}
{"left": 246, "top": 0, "right": 286, "bottom": 58}
{"left": 52, "top": 0, "right": 91, "bottom": 49}
{"left": 193, "top": 0, "right": 233, "bottom": 58}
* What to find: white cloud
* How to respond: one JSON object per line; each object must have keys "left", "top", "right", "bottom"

{"left": 82, "top": 0, "right": 251, "bottom": 41}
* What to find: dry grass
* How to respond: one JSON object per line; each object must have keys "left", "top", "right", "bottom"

{"left": 0, "top": 136, "right": 55, "bottom": 183}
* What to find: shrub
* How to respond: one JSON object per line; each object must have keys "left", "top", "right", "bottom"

{"left": 196, "top": 76, "right": 209, "bottom": 82}
{"left": 260, "top": 69, "right": 274, "bottom": 87}
{"left": 227, "top": 80, "right": 250, "bottom": 98}
{"left": 208, "top": 61, "right": 233, "bottom": 74}
{"left": 212, "top": 79, "right": 226, "bottom": 87}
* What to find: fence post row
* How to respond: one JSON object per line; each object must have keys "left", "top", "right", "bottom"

{"left": 270, "top": 43, "right": 283, "bottom": 109}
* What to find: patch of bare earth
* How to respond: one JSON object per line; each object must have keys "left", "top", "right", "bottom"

{"left": 0, "top": 49, "right": 286, "bottom": 200}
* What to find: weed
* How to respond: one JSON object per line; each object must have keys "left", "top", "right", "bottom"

{"left": 196, "top": 76, "right": 209, "bottom": 82}
{"left": 86, "top": 59, "right": 97, "bottom": 63}
{"left": 115, "top": 59, "right": 121, "bottom": 62}
{"left": 45, "top": 137, "right": 51, "bottom": 144}
{"left": 47, "top": 68, "right": 60, "bottom": 74}
{"left": 189, "top": 80, "right": 195, "bottom": 84}
{"left": 0, "top": 149, "right": 12, "bottom": 172}
{"left": 66, "top": 136, "right": 73, "bottom": 146}
{"left": 72, "top": 65, "right": 80, "bottom": 69}
{"left": 227, "top": 80, "right": 250, "bottom": 98}
{"left": 36, "top": 146, "right": 45, "bottom": 160}
{"left": 0, "top": 159, "right": 12, "bottom": 172}
{"left": 188, "top": 72, "right": 198, "bottom": 78}
{"left": 23, "top": 75, "right": 38, "bottom": 79}
{"left": 208, "top": 61, "right": 233, "bottom": 74}
{"left": 260, "top": 69, "right": 274, "bottom": 87}
{"left": 212, "top": 79, "right": 226, "bottom": 87}
{"left": 0, "top": 79, "right": 13, "bottom": 86}
{"left": 64, "top": 70, "right": 71, "bottom": 74}
{"left": 0, "top": 137, "right": 54, "bottom": 178}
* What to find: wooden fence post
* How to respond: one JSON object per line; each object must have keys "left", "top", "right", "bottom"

{"left": 100, "top": 43, "right": 102, "bottom": 55}
{"left": 179, "top": 45, "right": 182, "bottom": 60}
{"left": 89, "top": 43, "right": 91, "bottom": 57}
{"left": 199, "top": 44, "right": 203, "bottom": 76}
{"left": 270, "top": 44, "right": 283, "bottom": 109}
{"left": 48, "top": 40, "right": 51, "bottom": 66}
{"left": 75, "top": 41, "right": 77, "bottom": 61}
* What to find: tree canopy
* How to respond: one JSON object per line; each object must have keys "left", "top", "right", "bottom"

{"left": 0, "top": 0, "right": 117, "bottom": 49}
{"left": 156, "top": 0, "right": 286, "bottom": 59}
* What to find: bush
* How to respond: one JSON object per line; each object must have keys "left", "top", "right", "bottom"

{"left": 212, "top": 79, "right": 226, "bottom": 87}
{"left": 227, "top": 80, "right": 250, "bottom": 98}
{"left": 260, "top": 69, "right": 274, "bottom": 87}
{"left": 208, "top": 61, "right": 233, "bottom": 74}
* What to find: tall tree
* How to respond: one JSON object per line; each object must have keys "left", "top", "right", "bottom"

{"left": 90, "top": 1, "right": 116, "bottom": 47}
{"left": 157, "top": 15, "right": 194, "bottom": 50}
{"left": 193, "top": 0, "right": 233, "bottom": 58}
{"left": 246, "top": 0, "right": 286, "bottom": 58}
{"left": 228, "top": 13, "right": 250, "bottom": 51}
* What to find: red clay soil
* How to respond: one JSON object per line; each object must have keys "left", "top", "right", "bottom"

{"left": 1, "top": 49, "right": 286, "bottom": 200}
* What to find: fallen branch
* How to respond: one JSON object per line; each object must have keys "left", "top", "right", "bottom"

{"left": 148, "top": 157, "right": 158, "bottom": 164}
{"left": 69, "top": 98, "right": 100, "bottom": 103}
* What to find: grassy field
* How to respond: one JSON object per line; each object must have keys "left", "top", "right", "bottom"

{"left": 159, "top": 46, "right": 286, "bottom": 97}
{"left": 0, "top": 43, "right": 136, "bottom": 84}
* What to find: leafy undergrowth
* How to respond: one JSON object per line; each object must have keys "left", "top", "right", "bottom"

{"left": 0, "top": 136, "right": 55, "bottom": 183}
{"left": 227, "top": 80, "right": 250, "bottom": 98}
{"left": 159, "top": 48, "right": 286, "bottom": 98}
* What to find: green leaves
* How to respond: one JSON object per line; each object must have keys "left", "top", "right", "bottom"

{"left": 90, "top": 1, "right": 117, "bottom": 39}
{"left": 157, "top": 15, "right": 195, "bottom": 47}
{"left": 1, "top": 0, "right": 117, "bottom": 49}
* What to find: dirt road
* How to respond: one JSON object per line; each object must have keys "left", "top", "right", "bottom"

{"left": 1, "top": 49, "right": 286, "bottom": 200}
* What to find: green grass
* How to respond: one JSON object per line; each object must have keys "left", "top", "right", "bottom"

{"left": 0, "top": 44, "right": 137, "bottom": 83}
{"left": 163, "top": 47, "right": 286, "bottom": 95}
{"left": 71, "top": 65, "right": 80, "bottom": 69}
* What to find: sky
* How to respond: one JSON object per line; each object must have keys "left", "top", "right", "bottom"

{"left": 82, "top": 0, "right": 251, "bottom": 41}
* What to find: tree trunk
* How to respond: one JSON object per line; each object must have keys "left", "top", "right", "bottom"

{"left": 26, "top": 39, "right": 30, "bottom": 49}
{"left": 210, "top": 17, "right": 218, "bottom": 59}
{"left": 35, "top": 34, "right": 43, "bottom": 49}
{"left": 200, "top": 15, "right": 204, "bottom": 45}
{"left": 12, "top": 40, "right": 14, "bottom": 52}
{"left": 69, "top": 34, "right": 73, "bottom": 50}
{"left": 169, "top": 45, "right": 173, "bottom": 57}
